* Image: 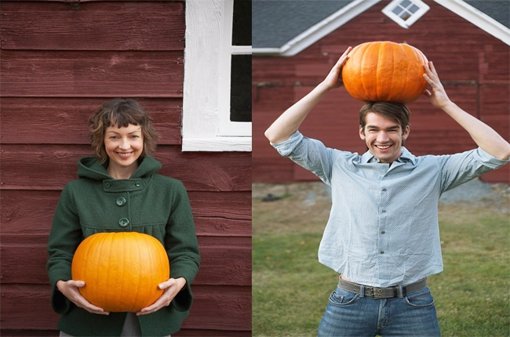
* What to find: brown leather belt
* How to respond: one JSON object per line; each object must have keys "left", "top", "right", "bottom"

{"left": 338, "top": 278, "right": 427, "bottom": 299}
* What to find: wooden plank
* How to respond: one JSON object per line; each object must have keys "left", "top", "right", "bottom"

{"left": 181, "top": 285, "right": 251, "bottom": 332}
{"left": 0, "top": 97, "right": 182, "bottom": 145}
{"left": 0, "top": 191, "right": 58, "bottom": 236}
{"left": 0, "top": 190, "right": 251, "bottom": 237}
{"left": 194, "top": 217, "right": 251, "bottom": 237}
{"left": 0, "top": 50, "right": 183, "bottom": 97}
{"left": 0, "top": 2, "right": 184, "bottom": 51}
{"left": 0, "top": 284, "right": 251, "bottom": 331}
{"left": 0, "top": 285, "right": 60, "bottom": 330}
{"left": 1, "top": 238, "right": 251, "bottom": 286}
{"left": 189, "top": 191, "right": 251, "bottom": 221}
{"left": 158, "top": 151, "right": 252, "bottom": 192}
{"left": 0, "top": 145, "right": 251, "bottom": 191}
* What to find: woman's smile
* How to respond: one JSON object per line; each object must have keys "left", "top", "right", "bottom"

{"left": 104, "top": 124, "right": 144, "bottom": 179}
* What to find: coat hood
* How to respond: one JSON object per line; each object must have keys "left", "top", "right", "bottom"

{"left": 77, "top": 156, "right": 162, "bottom": 181}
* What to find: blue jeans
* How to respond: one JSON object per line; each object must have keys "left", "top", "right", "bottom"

{"left": 318, "top": 286, "right": 441, "bottom": 337}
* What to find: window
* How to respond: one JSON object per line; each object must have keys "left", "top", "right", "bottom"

{"left": 382, "top": 0, "right": 430, "bottom": 29}
{"left": 182, "top": 0, "right": 251, "bottom": 152}
{"left": 218, "top": 0, "right": 252, "bottom": 136}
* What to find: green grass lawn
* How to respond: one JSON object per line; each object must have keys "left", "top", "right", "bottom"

{"left": 252, "top": 183, "right": 510, "bottom": 337}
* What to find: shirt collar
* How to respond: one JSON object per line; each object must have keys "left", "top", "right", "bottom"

{"left": 361, "top": 147, "right": 417, "bottom": 165}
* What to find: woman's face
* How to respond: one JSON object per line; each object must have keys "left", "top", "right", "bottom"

{"left": 104, "top": 123, "right": 144, "bottom": 173}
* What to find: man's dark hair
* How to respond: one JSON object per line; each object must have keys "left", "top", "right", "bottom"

{"left": 359, "top": 102, "right": 411, "bottom": 130}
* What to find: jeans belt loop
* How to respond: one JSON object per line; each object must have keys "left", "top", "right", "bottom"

{"left": 396, "top": 285, "right": 404, "bottom": 298}
{"left": 359, "top": 285, "right": 365, "bottom": 298}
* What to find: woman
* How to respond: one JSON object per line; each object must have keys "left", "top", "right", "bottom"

{"left": 47, "top": 98, "right": 200, "bottom": 337}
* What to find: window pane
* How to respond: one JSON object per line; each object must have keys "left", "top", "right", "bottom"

{"left": 400, "top": 0, "right": 411, "bottom": 8}
{"left": 230, "top": 55, "right": 252, "bottom": 122}
{"left": 400, "top": 11, "right": 412, "bottom": 20}
{"left": 392, "top": 6, "right": 403, "bottom": 15}
{"left": 232, "top": 0, "right": 252, "bottom": 45}
{"left": 409, "top": 4, "right": 419, "bottom": 13}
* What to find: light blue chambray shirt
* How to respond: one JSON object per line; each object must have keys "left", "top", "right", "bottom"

{"left": 273, "top": 131, "right": 509, "bottom": 287}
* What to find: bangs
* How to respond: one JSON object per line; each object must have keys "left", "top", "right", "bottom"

{"left": 104, "top": 102, "right": 145, "bottom": 128}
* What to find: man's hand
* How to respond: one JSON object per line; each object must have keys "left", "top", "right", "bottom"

{"left": 56, "top": 280, "right": 109, "bottom": 315}
{"left": 321, "top": 46, "right": 352, "bottom": 91}
{"left": 137, "top": 277, "right": 187, "bottom": 316}
{"left": 423, "top": 61, "right": 451, "bottom": 109}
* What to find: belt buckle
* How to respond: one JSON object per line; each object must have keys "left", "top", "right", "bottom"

{"left": 373, "top": 287, "right": 385, "bottom": 299}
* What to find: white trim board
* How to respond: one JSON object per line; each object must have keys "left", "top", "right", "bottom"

{"left": 434, "top": 0, "right": 510, "bottom": 46}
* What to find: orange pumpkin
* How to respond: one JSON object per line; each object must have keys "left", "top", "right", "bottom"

{"left": 342, "top": 41, "right": 428, "bottom": 103}
{"left": 71, "top": 232, "right": 170, "bottom": 312}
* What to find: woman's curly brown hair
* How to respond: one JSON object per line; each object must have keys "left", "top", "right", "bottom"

{"left": 89, "top": 98, "right": 159, "bottom": 163}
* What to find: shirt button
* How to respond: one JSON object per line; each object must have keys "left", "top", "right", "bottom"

{"left": 381, "top": 209, "right": 386, "bottom": 213}
{"left": 116, "top": 197, "right": 127, "bottom": 206}
{"left": 380, "top": 251, "right": 385, "bottom": 254}
{"left": 118, "top": 218, "right": 130, "bottom": 227}
{"left": 382, "top": 188, "right": 387, "bottom": 192}
{"left": 135, "top": 182, "right": 141, "bottom": 187}
{"left": 105, "top": 182, "right": 111, "bottom": 188}
{"left": 381, "top": 230, "right": 386, "bottom": 234}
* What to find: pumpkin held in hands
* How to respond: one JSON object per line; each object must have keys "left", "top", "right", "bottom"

{"left": 342, "top": 41, "right": 428, "bottom": 103}
{"left": 72, "top": 232, "right": 170, "bottom": 312}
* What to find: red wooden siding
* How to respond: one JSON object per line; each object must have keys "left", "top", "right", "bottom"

{"left": 0, "top": 1, "right": 251, "bottom": 336}
{"left": 253, "top": 1, "right": 510, "bottom": 183}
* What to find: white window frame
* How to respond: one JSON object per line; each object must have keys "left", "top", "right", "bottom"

{"left": 182, "top": 0, "right": 251, "bottom": 152}
{"left": 382, "top": 0, "right": 430, "bottom": 29}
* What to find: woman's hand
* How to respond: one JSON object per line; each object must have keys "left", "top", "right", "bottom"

{"left": 321, "top": 46, "right": 352, "bottom": 91}
{"left": 137, "top": 277, "right": 187, "bottom": 316}
{"left": 56, "top": 280, "right": 109, "bottom": 315}
{"left": 423, "top": 61, "right": 452, "bottom": 109}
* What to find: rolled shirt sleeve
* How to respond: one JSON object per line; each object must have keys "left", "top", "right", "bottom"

{"left": 439, "top": 147, "right": 510, "bottom": 192}
{"left": 272, "top": 131, "right": 335, "bottom": 184}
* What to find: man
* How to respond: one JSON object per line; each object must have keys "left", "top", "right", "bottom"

{"left": 264, "top": 47, "right": 510, "bottom": 337}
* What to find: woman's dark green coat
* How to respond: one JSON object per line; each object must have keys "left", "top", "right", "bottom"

{"left": 47, "top": 156, "right": 200, "bottom": 336}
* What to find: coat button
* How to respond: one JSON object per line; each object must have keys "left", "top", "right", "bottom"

{"left": 116, "top": 197, "right": 127, "bottom": 206}
{"left": 118, "top": 218, "right": 130, "bottom": 227}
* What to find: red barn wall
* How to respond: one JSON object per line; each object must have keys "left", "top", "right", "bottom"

{"left": 253, "top": 0, "right": 509, "bottom": 183}
{"left": 0, "top": 1, "right": 251, "bottom": 336}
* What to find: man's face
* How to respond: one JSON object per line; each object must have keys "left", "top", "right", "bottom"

{"left": 359, "top": 112, "right": 410, "bottom": 163}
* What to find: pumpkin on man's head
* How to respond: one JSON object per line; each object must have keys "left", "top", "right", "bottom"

{"left": 342, "top": 41, "right": 428, "bottom": 103}
{"left": 71, "top": 232, "right": 170, "bottom": 312}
